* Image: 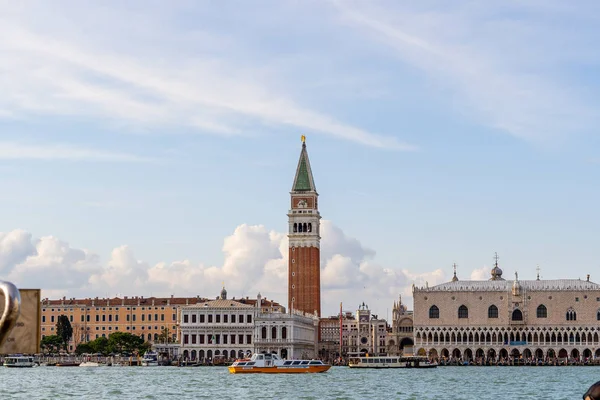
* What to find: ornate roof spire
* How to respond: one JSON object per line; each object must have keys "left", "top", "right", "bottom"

{"left": 536, "top": 265, "right": 540, "bottom": 280}
{"left": 451, "top": 263, "right": 459, "bottom": 282}
{"left": 291, "top": 135, "right": 317, "bottom": 192}
{"left": 490, "top": 252, "right": 504, "bottom": 281}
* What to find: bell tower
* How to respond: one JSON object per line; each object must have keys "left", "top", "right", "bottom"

{"left": 288, "top": 136, "right": 321, "bottom": 317}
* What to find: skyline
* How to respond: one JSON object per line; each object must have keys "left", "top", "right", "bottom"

{"left": 1, "top": 1, "right": 600, "bottom": 317}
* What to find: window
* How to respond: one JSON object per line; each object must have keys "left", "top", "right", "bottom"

{"left": 115, "top": 315, "right": 119, "bottom": 322}
{"left": 161, "top": 314, "right": 164, "bottom": 321}
{"left": 87, "top": 315, "right": 90, "bottom": 322}
{"left": 261, "top": 327, "right": 267, "bottom": 339}
{"left": 566, "top": 308, "right": 577, "bottom": 321}
{"left": 80, "top": 315, "right": 84, "bottom": 322}
{"left": 537, "top": 304, "right": 547, "bottom": 318}
{"left": 127, "top": 314, "right": 130, "bottom": 322}
{"left": 597, "top": 310, "right": 600, "bottom": 321}
{"left": 51, "top": 316, "right": 55, "bottom": 323}
{"left": 191, "top": 315, "right": 197, "bottom": 323}
{"left": 239, "top": 315, "right": 244, "bottom": 323}
{"left": 216, "top": 315, "right": 221, "bottom": 323}
{"left": 247, "top": 315, "right": 252, "bottom": 324}
{"left": 172, "top": 313, "right": 176, "bottom": 321}
{"left": 511, "top": 309, "right": 523, "bottom": 321}
{"left": 102, "top": 315, "right": 106, "bottom": 322}
{"left": 208, "top": 315, "right": 213, "bottom": 323}
{"left": 132, "top": 314, "right": 136, "bottom": 322}
{"left": 42, "top": 316, "right": 46, "bottom": 323}
{"left": 230, "top": 335, "right": 236, "bottom": 344}
{"left": 183, "top": 314, "right": 188, "bottom": 323}
{"left": 429, "top": 305, "right": 439, "bottom": 319}
{"left": 458, "top": 305, "right": 468, "bottom": 319}
{"left": 224, "top": 315, "right": 228, "bottom": 323}
{"left": 142, "top": 314, "right": 146, "bottom": 322}
{"left": 488, "top": 305, "right": 498, "bottom": 318}
{"left": 231, "top": 315, "right": 236, "bottom": 323}
{"left": 108, "top": 315, "right": 112, "bottom": 322}
{"left": 238, "top": 334, "right": 244, "bottom": 344}
{"left": 200, "top": 315, "right": 205, "bottom": 323}
{"left": 246, "top": 335, "right": 252, "bottom": 344}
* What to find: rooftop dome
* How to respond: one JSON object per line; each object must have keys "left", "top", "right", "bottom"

{"left": 489, "top": 252, "right": 504, "bottom": 281}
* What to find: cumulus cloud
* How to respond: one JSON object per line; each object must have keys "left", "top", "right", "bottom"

{"left": 2, "top": 221, "right": 444, "bottom": 315}
{"left": 471, "top": 266, "right": 490, "bottom": 281}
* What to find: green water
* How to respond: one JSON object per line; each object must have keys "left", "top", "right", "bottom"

{"left": 1, "top": 365, "right": 598, "bottom": 399}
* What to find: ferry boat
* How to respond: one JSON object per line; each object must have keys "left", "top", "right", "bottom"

{"left": 348, "top": 355, "right": 438, "bottom": 369}
{"left": 228, "top": 353, "right": 331, "bottom": 374}
{"left": 140, "top": 351, "right": 159, "bottom": 366}
{"left": 4, "top": 355, "right": 36, "bottom": 368}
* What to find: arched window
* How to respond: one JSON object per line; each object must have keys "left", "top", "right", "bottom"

{"left": 429, "top": 305, "right": 439, "bottom": 319}
{"left": 597, "top": 310, "right": 600, "bottom": 321}
{"left": 282, "top": 327, "right": 287, "bottom": 339}
{"left": 566, "top": 308, "right": 577, "bottom": 321}
{"left": 537, "top": 304, "right": 547, "bottom": 318}
{"left": 511, "top": 309, "right": 523, "bottom": 321}
{"left": 307, "top": 223, "right": 312, "bottom": 232}
{"left": 272, "top": 326, "right": 277, "bottom": 339}
{"left": 488, "top": 305, "right": 498, "bottom": 318}
{"left": 261, "top": 327, "right": 267, "bottom": 339}
{"left": 458, "top": 305, "right": 468, "bottom": 319}
{"left": 293, "top": 223, "right": 297, "bottom": 233}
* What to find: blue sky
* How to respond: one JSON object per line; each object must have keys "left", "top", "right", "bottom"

{"left": 1, "top": 0, "right": 599, "bottom": 316}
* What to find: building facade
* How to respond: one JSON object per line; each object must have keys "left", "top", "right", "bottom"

{"left": 330, "top": 303, "right": 388, "bottom": 357}
{"left": 386, "top": 296, "right": 414, "bottom": 355}
{"left": 413, "top": 257, "right": 600, "bottom": 363}
{"left": 178, "top": 288, "right": 288, "bottom": 361}
{"left": 288, "top": 137, "right": 322, "bottom": 317}
{"left": 254, "top": 297, "right": 318, "bottom": 360}
{"left": 40, "top": 295, "right": 202, "bottom": 352}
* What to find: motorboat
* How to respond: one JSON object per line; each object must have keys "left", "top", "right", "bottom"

{"left": 348, "top": 355, "right": 437, "bottom": 369}
{"left": 141, "top": 351, "right": 159, "bottom": 366}
{"left": 79, "top": 361, "right": 100, "bottom": 367}
{"left": 228, "top": 353, "right": 331, "bottom": 374}
{"left": 4, "top": 354, "right": 35, "bottom": 368}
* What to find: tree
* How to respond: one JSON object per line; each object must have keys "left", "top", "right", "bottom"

{"left": 75, "top": 342, "right": 94, "bottom": 355}
{"left": 157, "top": 327, "right": 174, "bottom": 344}
{"left": 40, "top": 335, "right": 63, "bottom": 354}
{"left": 55, "top": 315, "right": 73, "bottom": 352}
{"left": 107, "top": 332, "right": 145, "bottom": 354}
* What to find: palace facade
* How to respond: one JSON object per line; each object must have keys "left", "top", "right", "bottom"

{"left": 413, "top": 257, "right": 600, "bottom": 362}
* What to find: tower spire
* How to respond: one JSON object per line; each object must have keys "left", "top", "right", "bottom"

{"left": 451, "top": 263, "right": 458, "bottom": 282}
{"left": 291, "top": 136, "right": 317, "bottom": 193}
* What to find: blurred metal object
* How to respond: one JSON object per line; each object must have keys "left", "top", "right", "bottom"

{"left": 0, "top": 280, "right": 21, "bottom": 348}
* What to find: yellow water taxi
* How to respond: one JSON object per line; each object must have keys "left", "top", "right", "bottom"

{"left": 228, "top": 353, "right": 331, "bottom": 374}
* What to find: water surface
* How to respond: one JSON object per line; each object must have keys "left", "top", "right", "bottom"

{"left": 1, "top": 366, "right": 597, "bottom": 399}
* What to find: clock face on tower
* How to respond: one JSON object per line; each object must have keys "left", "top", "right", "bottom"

{"left": 297, "top": 199, "right": 307, "bottom": 208}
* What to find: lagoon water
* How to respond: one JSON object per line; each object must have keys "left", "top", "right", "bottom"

{"left": 1, "top": 366, "right": 598, "bottom": 399}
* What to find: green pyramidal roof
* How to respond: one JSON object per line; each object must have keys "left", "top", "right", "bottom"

{"left": 292, "top": 143, "right": 316, "bottom": 192}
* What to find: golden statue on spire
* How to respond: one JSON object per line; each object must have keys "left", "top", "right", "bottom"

{"left": 301, "top": 135, "right": 306, "bottom": 143}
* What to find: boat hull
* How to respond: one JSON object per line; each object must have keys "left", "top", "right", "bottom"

{"left": 228, "top": 365, "right": 331, "bottom": 374}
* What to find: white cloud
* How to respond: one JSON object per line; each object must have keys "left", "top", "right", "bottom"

{"left": 0, "top": 142, "right": 150, "bottom": 162}
{"left": 0, "top": 9, "right": 415, "bottom": 150}
{"left": 2, "top": 221, "right": 443, "bottom": 315}
{"left": 471, "top": 266, "right": 489, "bottom": 281}
{"left": 331, "top": 0, "right": 599, "bottom": 143}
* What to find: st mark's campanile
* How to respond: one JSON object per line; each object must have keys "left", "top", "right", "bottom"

{"left": 288, "top": 136, "right": 321, "bottom": 317}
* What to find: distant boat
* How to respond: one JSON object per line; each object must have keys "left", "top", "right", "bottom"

{"left": 228, "top": 353, "right": 331, "bottom": 374}
{"left": 141, "top": 351, "right": 159, "bottom": 367}
{"left": 348, "top": 355, "right": 438, "bottom": 369}
{"left": 79, "top": 361, "right": 100, "bottom": 367}
{"left": 4, "top": 354, "right": 35, "bottom": 368}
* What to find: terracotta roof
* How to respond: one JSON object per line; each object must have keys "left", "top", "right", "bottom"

{"left": 41, "top": 296, "right": 208, "bottom": 307}
{"left": 40, "top": 296, "right": 284, "bottom": 308}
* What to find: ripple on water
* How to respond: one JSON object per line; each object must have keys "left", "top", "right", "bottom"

{"left": 0, "top": 366, "right": 597, "bottom": 399}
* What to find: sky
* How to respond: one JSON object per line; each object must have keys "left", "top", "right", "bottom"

{"left": 1, "top": 0, "right": 600, "bottom": 318}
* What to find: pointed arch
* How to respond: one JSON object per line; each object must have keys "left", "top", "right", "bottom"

{"left": 488, "top": 305, "right": 498, "bottom": 318}
{"left": 429, "top": 305, "right": 439, "bottom": 319}
{"left": 536, "top": 304, "right": 547, "bottom": 318}
{"left": 458, "top": 305, "right": 468, "bottom": 319}
{"left": 511, "top": 309, "right": 523, "bottom": 321}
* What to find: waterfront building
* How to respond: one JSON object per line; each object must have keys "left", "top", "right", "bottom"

{"left": 40, "top": 295, "right": 202, "bottom": 351}
{"left": 254, "top": 293, "right": 319, "bottom": 359}
{"left": 288, "top": 136, "right": 322, "bottom": 317}
{"left": 177, "top": 287, "right": 286, "bottom": 361}
{"left": 386, "top": 296, "right": 414, "bottom": 355}
{"left": 327, "top": 303, "right": 388, "bottom": 357}
{"left": 413, "top": 255, "right": 600, "bottom": 362}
